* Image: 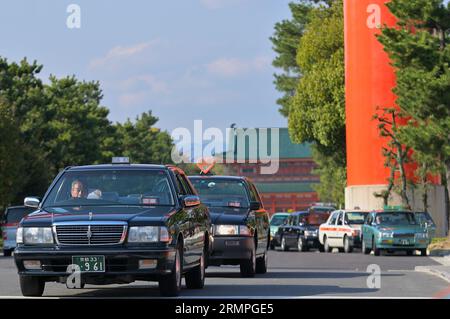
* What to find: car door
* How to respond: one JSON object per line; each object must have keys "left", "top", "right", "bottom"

{"left": 248, "top": 181, "right": 269, "bottom": 255}
{"left": 362, "top": 213, "right": 374, "bottom": 247}
{"left": 322, "top": 212, "right": 338, "bottom": 246}
{"left": 334, "top": 211, "right": 345, "bottom": 247}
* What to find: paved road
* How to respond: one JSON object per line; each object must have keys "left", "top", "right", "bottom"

{"left": 1, "top": 249, "right": 449, "bottom": 298}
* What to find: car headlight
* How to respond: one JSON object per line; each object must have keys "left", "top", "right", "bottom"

{"left": 128, "top": 226, "right": 169, "bottom": 243}
{"left": 305, "top": 230, "right": 318, "bottom": 237}
{"left": 380, "top": 232, "right": 393, "bottom": 238}
{"left": 415, "top": 232, "right": 427, "bottom": 239}
{"left": 215, "top": 225, "right": 251, "bottom": 236}
{"left": 17, "top": 227, "right": 54, "bottom": 245}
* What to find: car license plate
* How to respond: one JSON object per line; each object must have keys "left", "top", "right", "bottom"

{"left": 400, "top": 240, "right": 410, "bottom": 246}
{"left": 72, "top": 256, "right": 105, "bottom": 273}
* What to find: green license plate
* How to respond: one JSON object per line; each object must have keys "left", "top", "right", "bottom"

{"left": 72, "top": 256, "right": 105, "bottom": 273}
{"left": 399, "top": 240, "right": 410, "bottom": 245}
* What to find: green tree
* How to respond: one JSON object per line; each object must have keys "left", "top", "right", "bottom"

{"left": 377, "top": 0, "right": 450, "bottom": 223}
{"left": 285, "top": 0, "right": 346, "bottom": 206}
{"left": 116, "top": 111, "right": 174, "bottom": 164}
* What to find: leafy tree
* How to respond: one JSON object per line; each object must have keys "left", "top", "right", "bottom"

{"left": 271, "top": 0, "right": 334, "bottom": 117}
{"left": 285, "top": 0, "right": 346, "bottom": 205}
{"left": 115, "top": 111, "right": 174, "bottom": 164}
{"left": 377, "top": 0, "right": 450, "bottom": 225}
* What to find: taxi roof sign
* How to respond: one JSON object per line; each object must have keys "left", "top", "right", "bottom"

{"left": 112, "top": 157, "right": 130, "bottom": 164}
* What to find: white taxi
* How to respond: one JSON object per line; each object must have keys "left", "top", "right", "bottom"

{"left": 318, "top": 210, "right": 369, "bottom": 253}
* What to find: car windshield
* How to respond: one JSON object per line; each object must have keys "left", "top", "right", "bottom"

{"left": 5, "top": 207, "right": 34, "bottom": 223}
{"left": 42, "top": 169, "right": 174, "bottom": 208}
{"left": 190, "top": 179, "right": 250, "bottom": 208}
{"left": 375, "top": 212, "right": 416, "bottom": 226}
{"left": 270, "top": 215, "right": 289, "bottom": 226}
{"left": 301, "top": 213, "right": 329, "bottom": 226}
{"left": 345, "top": 212, "right": 368, "bottom": 225}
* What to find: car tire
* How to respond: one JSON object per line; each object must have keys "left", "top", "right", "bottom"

{"left": 185, "top": 251, "right": 205, "bottom": 289}
{"left": 255, "top": 251, "right": 268, "bottom": 274}
{"left": 159, "top": 243, "right": 183, "bottom": 297}
{"left": 373, "top": 237, "right": 381, "bottom": 256}
{"left": 323, "top": 236, "right": 331, "bottom": 253}
{"left": 19, "top": 275, "right": 45, "bottom": 297}
{"left": 318, "top": 244, "right": 325, "bottom": 252}
{"left": 270, "top": 242, "right": 275, "bottom": 250}
{"left": 420, "top": 249, "right": 428, "bottom": 256}
{"left": 297, "top": 237, "right": 306, "bottom": 252}
{"left": 362, "top": 237, "right": 370, "bottom": 255}
{"left": 240, "top": 242, "right": 256, "bottom": 277}
{"left": 280, "top": 237, "right": 289, "bottom": 252}
{"left": 3, "top": 249, "right": 12, "bottom": 257}
{"left": 344, "top": 236, "right": 353, "bottom": 254}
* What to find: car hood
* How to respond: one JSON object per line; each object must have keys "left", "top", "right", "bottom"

{"left": 208, "top": 206, "right": 250, "bottom": 225}
{"left": 21, "top": 206, "right": 176, "bottom": 226}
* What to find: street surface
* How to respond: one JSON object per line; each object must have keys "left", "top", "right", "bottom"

{"left": 0, "top": 250, "right": 448, "bottom": 298}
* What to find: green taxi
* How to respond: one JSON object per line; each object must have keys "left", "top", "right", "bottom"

{"left": 361, "top": 210, "right": 429, "bottom": 256}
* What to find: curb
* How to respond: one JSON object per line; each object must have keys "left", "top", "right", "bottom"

{"left": 415, "top": 266, "right": 450, "bottom": 284}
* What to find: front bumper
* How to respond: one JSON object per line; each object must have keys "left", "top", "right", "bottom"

{"left": 208, "top": 236, "right": 253, "bottom": 265}
{"left": 14, "top": 246, "right": 176, "bottom": 281}
{"left": 303, "top": 236, "right": 320, "bottom": 248}
{"left": 375, "top": 238, "right": 429, "bottom": 249}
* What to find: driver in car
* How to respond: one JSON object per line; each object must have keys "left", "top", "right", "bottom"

{"left": 71, "top": 180, "right": 102, "bottom": 199}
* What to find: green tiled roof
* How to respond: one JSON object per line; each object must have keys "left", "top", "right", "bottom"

{"left": 218, "top": 128, "right": 312, "bottom": 161}
{"left": 255, "top": 182, "right": 317, "bottom": 193}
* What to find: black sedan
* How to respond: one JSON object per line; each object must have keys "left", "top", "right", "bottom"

{"left": 14, "top": 161, "right": 211, "bottom": 297}
{"left": 274, "top": 210, "right": 330, "bottom": 252}
{"left": 189, "top": 176, "right": 270, "bottom": 277}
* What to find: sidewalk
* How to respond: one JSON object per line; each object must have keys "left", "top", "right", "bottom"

{"left": 415, "top": 254, "right": 450, "bottom": 284}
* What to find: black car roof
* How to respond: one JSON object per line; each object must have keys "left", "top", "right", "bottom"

{"left": 67, "top": 164, "right": 168, "bottom": 171}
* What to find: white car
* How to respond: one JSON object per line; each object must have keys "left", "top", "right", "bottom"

{"left": 318, "top": 210, "right": 369, "bottom": 253}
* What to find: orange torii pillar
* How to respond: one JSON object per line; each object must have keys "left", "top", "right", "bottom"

{"left": 344, "top": 0, "right": 446, "bottom": 234}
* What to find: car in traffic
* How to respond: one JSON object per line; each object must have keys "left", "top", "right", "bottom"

{"left": 14, "top": 159, "right": 211, "bottom": 297}
{"left": 361, "top": 210, "right": 429, "bottom": 256}
{"left": 274, "top": 210, "right": 330, "bottom": 252}
{"left": 414, "top": 211, "right": 436, "bottom": 241}
{"left": 318, "top": 210, "right": 369, "bottom": 253}
{"left": 269, "top": 212, "right": 290, "bottom": 249}
{"left": 189, "top": 175, "right": 270, "bottom": 277}
{"left": 1, "top": 206, "right": 36, "bottom": 256}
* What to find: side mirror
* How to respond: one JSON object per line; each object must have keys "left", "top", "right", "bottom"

{"left": 183, "top": 195, "right": 200, "bottom": 207}
{"left": 24, "top": 197, "right": 40, "bottom": 208}
{"left": 250, "top": 201, "right": 261, "bottom": 210}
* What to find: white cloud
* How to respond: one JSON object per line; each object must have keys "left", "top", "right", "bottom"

{"left": 89, "top": 40, "right": 159, "bottom": 70}
{"left": 206, "top": 56, "right": 271, "bottom": 77}
{"left": 122, "top": 75, "right": 170, "bottom": 94}
{"left": 118, "top": 91, "right": 147, "bottom": 108}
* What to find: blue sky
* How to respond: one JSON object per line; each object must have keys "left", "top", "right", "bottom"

{"left": 0, "top": 0, "right": 291, "bottom": 134}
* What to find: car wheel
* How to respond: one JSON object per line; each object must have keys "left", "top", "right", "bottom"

{"left": 255, "top": 250, "right": 268, "bottom": 274}
{"left": 3, "top": 249, "right": 12, "bottom": 257}
{"left": 297, "top": 237, "right": 306, "bottom": 252}
{"left": 324, "top": 236, "right": 331, "bottom": 253}
{"left": 318, "top": 244, "right": 325, "bottom": 252}
{"left": 240, "top": 242, "right": 256, "bottom": 277}
{"left": 19, "top": 275, "right": 45, "bottom": 297}
{"left": 159, "top": 243, "right": 182, "bottom": 297}
{"left": 281, "top": 237, "right": 289, "bottom": 252}
{"left": 362, "top": 237, "right": 370, "bottom": 255}
{"left": 420, "top": 249, "right": 428, "bottom": 256}
{"left": 373, "top": 237, "right": 381, "bottom": 256}
{"left": 185, "top": 250, "right": 205, "bottom": 289}
{"left": 344, "top": 236, "right": 353, "bottom": 253}
{"left": 269, "top": 242, "right": 275, "bottom": 250}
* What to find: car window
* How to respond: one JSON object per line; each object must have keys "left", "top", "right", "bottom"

{"left": 328, "top": 212, "right": 338, "bottom": 225}
{"left": 337, "top": 212, "right": 343, "bottom": 226}
{"left": 375, "top": 212, "right": 416, "bottom": 225}
{"left": 175, "top": 174, "right": 190, "bottom": 195}
{"left": 345, "top": 212, "right": 368, "bottom": 225}
{"left": 270, "top": 215, "right": 289, "bottom": 226}
{"left": 366, "top": 214, "right": 373, "bottom": 225}
{"left": 189, "top": 178, "right": 250, "bottom": 209}
{"left": 5, "top": 207, "right": 34, "bottom": 223}
{"left": 43, "top": 169, "right": 175, "bottom": 207}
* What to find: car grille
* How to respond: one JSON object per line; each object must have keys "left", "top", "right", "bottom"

{"left": 55, "top": 224, "right": 127, "bottom": 245}
{"left": 393, "top": 233, "right": 415, "bottom": 238}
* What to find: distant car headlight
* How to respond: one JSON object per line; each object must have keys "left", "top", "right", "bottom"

{"left": 128, "top": 226, "right": 168, "bottom": 243}
{"left": 415, "top": 232, "right": 428, "bottom": 239}
{"left": 215, "top": 225, "right": 251, "bottom": 236}
{"left": 17, "top": 227, "right": 54, "bottom": 245}
{"left": 380, "top": 232, "right": 393, "bottom": 238}
{"left": 305, "top": 230, "right": 318, "bottom": 237}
